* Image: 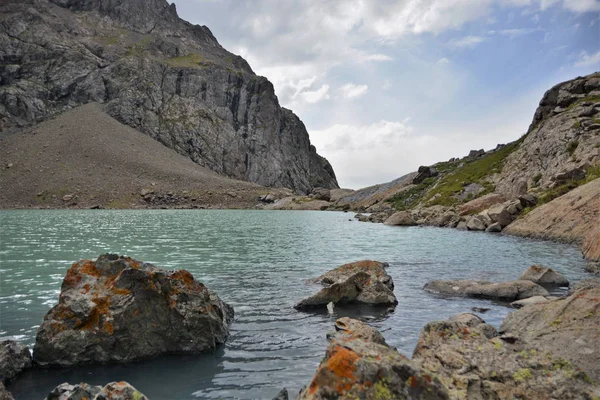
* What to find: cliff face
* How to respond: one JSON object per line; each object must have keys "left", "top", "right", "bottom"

{"left": 0, "top": 0, "right": 338, "bottom": 193}
{"left": 494, "top": 72, "right": 600, "bottom": 197}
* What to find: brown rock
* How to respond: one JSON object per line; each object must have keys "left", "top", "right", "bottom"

{"left": 500, "top": 285, "right": 600, "bottom": 382}
{"left": 298, "top": 319, "right": 449, "bottom": 400}
{"left": 519, "top": 265, "right": 569, "bottom": 286}
{"left": 45, "top": 381, "right": 148, "bottom": 400}
{"left": 413, "top": 314, "right": 599, "bottom": 400}
{"left": 458, "top": 193, "right": 507, "bottom": 216}
{"left": 383, "top": 211, "right": 417, "bottom": 226}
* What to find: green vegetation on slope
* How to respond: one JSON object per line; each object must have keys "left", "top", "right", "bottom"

{"left": 423, "top": 138, "right": 524, "bottom": 206}
{"left": 537, "top": 166, "right": 600, "bottom": 206}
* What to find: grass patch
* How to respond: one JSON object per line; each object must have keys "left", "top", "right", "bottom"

{"left": 93, "top": 35, "right": 120, "bottom": 46}
{"left": 387, "top": 179, "right": 436, "bottom": 211}
{"left": 537, "top": 166, "right": 600, "bottom": 206}
{"left": 424, "top": 138, "right": 523, "bottom": 206}
{"left": 166, "top": 53, "right": 208, "bottom": 68}
{"left": 532, "top": 173, "right": 542, "bottom": 187}
{"left": 566, "top": 140, "right": 579, "bottom": 156}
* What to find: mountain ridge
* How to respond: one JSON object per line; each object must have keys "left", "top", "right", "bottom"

{"left": 0, "top": 0, "right": 338, "bottom": 193}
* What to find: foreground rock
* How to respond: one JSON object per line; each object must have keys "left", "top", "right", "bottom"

{"left": 34, "top": 254, "right": 234, "bottom": 366}
{"left": 46, "top": 381, "right": 148, "bottom": 400}
{"left": 412, "top": 313, "right": 599, "bottom": 399}
{"left": 295, "top": 261, "right": 397, "bottom": 310}
{"left": 510, "top": 296, "right": 552, "bottom": 308}
{"left": 298, "top": 318, "right": 449, "bottom": 399}
{"left": 0, "top": 340, "right": 32, "bottom": 383}
{"left": 519, "top": 265, "right": 569, "bottom": 286}
{"left": 424, "top": 279, "right": 549, "bottom": 301}
{"left": 501, "top": 281, "right": 600, "bottom": 382}
{"left": 0, "top": 383, "right": 14, "bottom": 400}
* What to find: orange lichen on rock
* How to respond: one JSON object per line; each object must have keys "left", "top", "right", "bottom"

{"left": 79, "top": 260, "right": 102, "bottom": 277}
{"left": 63, "top": 267, "right": 83, "bottom": 288}
{"left": 80, "top": 296, "right": 111, "bottom": 331}
{"left": 326, "top": 345, "right": 360, "bottom": 393}
{"left": 111, "top": 287, "right": 131, "bottom": 296}
{"left": 171, "top": 269, "right": 198, "bottom": 290}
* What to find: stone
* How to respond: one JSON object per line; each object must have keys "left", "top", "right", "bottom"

{"left": 518, "top": 193, "right": 538, "bottom": 208}
{"left": 272, "top": 388, "right": 288, "bottom": 400}
{"left": 510, "top": 296, "right": 550, "bottom": 308}
{"left": 485, "top": 222, "right": 502, "bottom": 232}
{"left": 383, "top": 211, "right": 417, "bottom": 226}
{"left": 487, "top": 203, "right": 514, "bottom": 227}
{"left": 296, "top": 261, "right": 396, "bottom": 310}
{"left": 505, "top": 200, "right": 523, "bottom": 215}
{"left": 298, "top": 318, "right": 450, "bottom": 399}
{"left": 501, "top": 284, "right": 600, "bottom": 382}
{"left": 34, "top": 254, "right": 234, "bottom": 366}
{"left": 551, "top": 167, "right": 586, "bottom": 185}
{"left": 140, "top": 188, "right": 154, "bottom": 196}
{"left": 412, "top": 314, "right": 599, "bottom": 400}
{"left": 310, "top": 187, "right": 331, "bottom": 201}
{"left": 354, "top": 213, "right": 369, "bottom": 222}
{"left": 412, "top": 165, "right": 438, "bottom": 184}
{"left": 423, "top": 279, "right": 549, "bottom": 301}
{"left": 330, "top": 317, "right": 388, "bottom": 346}
{"left": 0, "top": 383, "right": 14, "bottom": 400}
{"left": 294, "top": 272, "right": 397, "bottom": 310}
{"left": 465, "top": 215, "right": 487, "bottom": 231}
{"left": 467, "top": 149, "right": 485, "bottom": 159}
{"left": 45, "top": 381, "right": 148, "bottom": 400}
{"left": 519, "top": 265, "right": 569, "bottom": 286}
{"left": 458, "top": 193, "right": 507, "bottom": 216}
{"left": 61, "top": 194, "right": 74, "bottom": 202}
{"left": 0, "top": 340, "right": 32, "bottom": 383}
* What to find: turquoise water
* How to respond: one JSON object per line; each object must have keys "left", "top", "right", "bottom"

{"left": 0, "top": 210, "right": 590, "bottom": 399}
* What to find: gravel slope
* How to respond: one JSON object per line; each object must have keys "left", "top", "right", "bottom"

{"left": 0, "top": 103, "right": 289, "bottom": 209}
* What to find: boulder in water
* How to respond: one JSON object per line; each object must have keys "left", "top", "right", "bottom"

{"left": 423, "top": 279, "right": 549, "bottom": 301}
{"left": 519, "top": 265, "right": 569, "bottom": 286}
{"left": 0, "top": 340, "right": 32, "bottom": 382}
{"left": 296, "top": 261, "right": 397, "bottom": 310}
{"left": 34, "top": 254, "right": 234, "bottom": 366}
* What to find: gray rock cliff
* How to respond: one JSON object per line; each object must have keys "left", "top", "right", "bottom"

{"left": 0, "top": 0, "right": 338, "bottom": 193}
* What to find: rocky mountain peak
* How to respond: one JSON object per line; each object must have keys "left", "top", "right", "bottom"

{"left": 50, "top": 0, "right": 180, "bottom": 34}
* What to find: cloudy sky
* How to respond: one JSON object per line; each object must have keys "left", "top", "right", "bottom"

{"left": 170, "top": 0, "right": 600, "bottom": 189}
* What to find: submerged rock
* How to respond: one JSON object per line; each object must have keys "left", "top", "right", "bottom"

{"left": 519, "top": 265, "right": 569, "bottom": 286}
{"left": 34, "top": 254, "right": 234, "bottom": 367}
{"left": 295, "top": 261, "right": 397, "bottom": 310}
{"left": 298, "top": 318, "right": 449, "bottom": 399}
{"left": 423, "top": 279, "right": 549, "bottom": 301}
{"left": 412, "top": 313, "right": 599, "bottom": 400}
{"left": 501, "top": 283, "right": 600, "bottom": 382}
{"left": 46, "top": 381, "right": 148, "bottom": 400}
{"left": 0, "top": 340, "right": 32, "bottom": 383}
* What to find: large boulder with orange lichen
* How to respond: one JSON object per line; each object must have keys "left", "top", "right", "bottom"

{"left": 298, "top": 318, "right": 449, "bottom": 399}
{"left": 33, "top": 254, "right": 234, "bottom": 367}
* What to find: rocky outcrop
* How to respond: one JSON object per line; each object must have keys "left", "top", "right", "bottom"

{"left": 500, "top": 282, "right": 600, "bottom": 382}
{"left": 295, "top": 261, "right": 397, "bottom": 310}
{"left": 0, "top": 0, "right": 337, "bottom": 193}
{"left": 34, "top": 254, "right": 233, "bottom": 366}
{"left": 519, "top": 265, "right": 569, "bottom": 286}
{"left": 0, "top": 383, "right": 14, "bottom": 400}
{"left": 298, "top": 318, "right": 450, "bottom": 399}
{"left": 46, "top": 381, "right": 148, "bottom": 400}
{"left": 495, "top": 72, "right": 600, "bottom": 197}
{"left": 384, "top": 211, "right": 417, "bottom": 226}
{"left": 424, "top": 279, "right": 549, "bottom": 301}
{"left": 412, "top": 313, "right": 599, "bottom": 399}
{"left": 504, "top": 178, "right": 600, "bottom": 261}
{"left": 0, "top": 341, "right": 32, "bottom": 383}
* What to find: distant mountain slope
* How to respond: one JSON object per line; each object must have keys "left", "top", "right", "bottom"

{"left": 333, "top": 72, "right": 600, "bottom": 212}
{"left": 0, "top": 103, "right": 290, "bottom": 209}
{"left": 0, "top": 0, "right": 338, "bottom": 193}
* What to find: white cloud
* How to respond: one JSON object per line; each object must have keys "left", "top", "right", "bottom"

{"left": 339, "top": 84, "right": 369, "bottom": 100}
{"left": 437, "top": 57, "right": 451, "bottom": 65}
{"left": 448, "top": 35, "right": 488, "bottom": 48}
{"left": 300, "top": 84, "right": 330, "bottom": 104}
{"left": 562, "top": 0, "right": 600, "bottom": 12}
{"left": 498, "top": 28, "right": 540, "bottom": 37}
{"left": 364, "top": 53, "right": 393, "bottom": 62}
{"left": 291, "top": 76, "right": 317, "bottom": 99}
{"left": 575, "top": 50, "right": 600, "bottom": 66}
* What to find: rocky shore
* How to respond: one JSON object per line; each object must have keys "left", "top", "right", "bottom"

{"left": 2, "top": 256, "right": 597, "bottom": 399}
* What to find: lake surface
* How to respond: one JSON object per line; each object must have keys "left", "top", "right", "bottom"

{"left": 0, "top": 210, "right": 590, "bottom": 399}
